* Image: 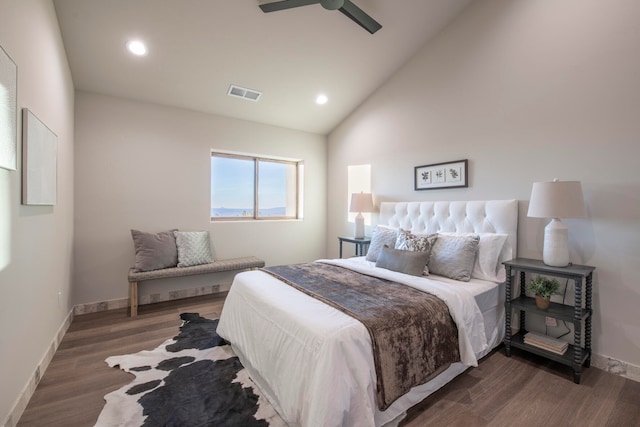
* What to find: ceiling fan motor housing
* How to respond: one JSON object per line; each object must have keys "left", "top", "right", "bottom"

{"left": 260, "top": 0, "right": 381, "bottom": 34}
{"left": 321, "top": 0, "right": 345, "bottom": 10}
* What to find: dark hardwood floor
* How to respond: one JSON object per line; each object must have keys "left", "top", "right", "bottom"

{"left": 16, "top": 294, "right": 640, "bottom": 427}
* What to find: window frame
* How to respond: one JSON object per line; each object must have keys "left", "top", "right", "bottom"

{"left": 210, "top": 151, "right": 301, "bottom": 221}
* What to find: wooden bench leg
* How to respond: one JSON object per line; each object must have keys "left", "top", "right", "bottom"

{"left": 129, "top": 281, "right": 138, "bottom": 317}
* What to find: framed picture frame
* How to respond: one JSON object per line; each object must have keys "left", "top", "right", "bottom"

{"left": 0, "top": 44, "right": 18, "bottom": 171}
{"left": 414, "top": 159, "right": 468, "bottom": 191}
{"left": 22, "top": 108, "right": 57, "bottom": 205}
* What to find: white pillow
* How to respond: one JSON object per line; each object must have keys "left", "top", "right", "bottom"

{"left": 366, "top": 225, "right": 398, "bottom": 262}
{"left": 174, "top": 231, "right": 213, "bottom": 267}
{"left": 439, "top": 232, "right": 508, "bottom": 282}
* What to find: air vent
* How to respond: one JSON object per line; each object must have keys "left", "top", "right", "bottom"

{"left": 227, "top": 85, "right": 262, "bottom": 102}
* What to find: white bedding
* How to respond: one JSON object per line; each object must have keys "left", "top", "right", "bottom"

{"left": 216, "top": 257, "right": 505, "bottom": 427}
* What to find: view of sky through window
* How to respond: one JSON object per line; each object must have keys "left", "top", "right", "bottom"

{"left": 211, "top": 154, "right": 297, "bottom": 219}
{"left": 211, "top": 156, "right": 254, "bottom": 217}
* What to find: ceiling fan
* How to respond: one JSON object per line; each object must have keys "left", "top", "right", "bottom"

{"left": 259, "top": 0, "right": 382, "bottom": 34}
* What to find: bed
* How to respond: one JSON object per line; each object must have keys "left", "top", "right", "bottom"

{"left": 217, "top": 200, "right": 518, "bottom": 427}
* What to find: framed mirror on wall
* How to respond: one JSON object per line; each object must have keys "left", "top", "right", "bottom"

{"left": 22, "top": 108, "right": 57, "bottom": 205}
{"left": 0, "top": 44, "right": 17, "bottom": 171}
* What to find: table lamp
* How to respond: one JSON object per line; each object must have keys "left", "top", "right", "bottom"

{"left": 349, "top": 192, "right": 374, "bottom": 239}
{"left": 527, "top": 179, "right": 586, "bottom": 267}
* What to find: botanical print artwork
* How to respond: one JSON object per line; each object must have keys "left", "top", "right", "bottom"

{"left": 447, "top": 166, "right": 461, "bottom": 182}
{"left": 414, "top": 159, "right": 468, "bottom": 190}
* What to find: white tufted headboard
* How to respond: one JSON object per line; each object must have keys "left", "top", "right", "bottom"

{"left": 379, "top": 200, "right": 519, "bottom": 262}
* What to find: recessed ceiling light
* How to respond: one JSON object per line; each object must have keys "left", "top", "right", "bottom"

{"left": 316, "top": 94, "right": 328, "bottom": 105}
{"left": 126, "top": 40, "right": 147, "bottom": 56}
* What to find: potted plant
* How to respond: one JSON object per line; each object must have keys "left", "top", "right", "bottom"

{"left": 527, "top": 275, "right": 561, "bottom": 310}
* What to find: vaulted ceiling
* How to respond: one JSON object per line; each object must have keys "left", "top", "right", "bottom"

{"left": 53, "top": 0, "right": 472, "bottom": 135}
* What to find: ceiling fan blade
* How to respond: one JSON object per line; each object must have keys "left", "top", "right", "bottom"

{"left": 259, "top": 0, "right": 321, "bottom": 13}
{"left": 339, "top": 0, "right": 382, "bottom": 34}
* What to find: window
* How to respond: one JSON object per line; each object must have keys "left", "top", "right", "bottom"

{"left": 348, "top": 164, "right": 372, "bottom": 224}
{"left": 211, "top": 152, "right": 302, "bottom": 220}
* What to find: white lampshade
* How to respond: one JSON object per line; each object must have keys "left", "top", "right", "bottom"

{"left": 527, "top": 180, "right": 586, "bottom": 219}
{"left": 349, "top": 192, "right": 375, "bottom": 214}
{"left": 349, "top": 193, "right": 375, "bottom": 239}
{"left": 527, "top": 179, "right": 585, "bottom": 267}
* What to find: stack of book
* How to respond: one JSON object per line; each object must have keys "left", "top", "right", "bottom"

{"left": 523, "top": 332, "right": 568, "bottom": 355}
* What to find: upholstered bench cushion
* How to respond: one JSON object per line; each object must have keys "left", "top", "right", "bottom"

{"left": 128, "top": 256, "right": 265, "bottom": 283}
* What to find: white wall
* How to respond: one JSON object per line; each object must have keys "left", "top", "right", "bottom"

{"left": 74, "top": 92, "right": 327, "bottom": 305}
{"left": 0, "top": 0, "right": 75, "bottom": 424}
{"left": 328, "top": 0, "right": 640, "bottom": 369}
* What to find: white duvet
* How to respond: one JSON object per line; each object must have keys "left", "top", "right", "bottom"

{"left": 216, "top": 257, "right": 490, "bottom": 427}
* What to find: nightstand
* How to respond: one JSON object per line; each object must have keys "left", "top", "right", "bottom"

{"left": 503, "top": 258, "right": 595, "bottom": 384}
{"left": 338, "top": 236, "right": 371, "bottom": 258}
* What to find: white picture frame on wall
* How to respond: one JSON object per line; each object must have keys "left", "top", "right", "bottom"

{"left": 0, "top": 44, "right": 18, "bottom": 171}
{"left": 22, "top": 108, "right": 57, "bottom": 205}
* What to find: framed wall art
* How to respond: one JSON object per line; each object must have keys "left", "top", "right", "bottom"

{"left": 414, "top": 159, "right": 468, "bottom": 191}
{"left": 22, "top": 108, "right": 57, "bottom": 205}
{"left": 0, "top": 44, "right": 17, "bottom": 171}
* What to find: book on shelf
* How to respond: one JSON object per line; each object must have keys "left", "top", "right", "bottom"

{"left": 523, "top": 332, "right": 568, "bottom": 355}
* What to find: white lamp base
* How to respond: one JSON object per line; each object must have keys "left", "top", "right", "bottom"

{"left": 354, "top": 213, "right": 365, "bottom": 238}
{"left": 543, "top": 218, "right": 570, "bottom": 267}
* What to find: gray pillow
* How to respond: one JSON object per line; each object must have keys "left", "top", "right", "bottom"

{"left": 174, "top": 231, "right": 213, "bottom": 267}
{"left": 131, "top": 229, "right": 178, "bottom": 272}
{"left": 375, "top": 245, "right": 429, "bottom": 277}
{"left": 366, "top": 225, "right": 398, "bottom": 262}
{"left": 429, "top": 234, "right": 480, "bottom": 281}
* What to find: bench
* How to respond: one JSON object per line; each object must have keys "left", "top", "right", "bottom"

{"left": 127, "top": 256, "right": 265, "bottom": 316}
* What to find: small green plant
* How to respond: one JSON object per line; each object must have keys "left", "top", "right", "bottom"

{"left": 528, "top": 276, "right": 561, "bottom": 299}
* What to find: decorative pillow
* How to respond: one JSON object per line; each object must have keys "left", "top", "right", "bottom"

{"left": 375, "top": 245, "right": 429, "bottom": 277}
{"left": 174, "top": 231, "right": 213, "bottom": 267}
{"left": 394, "top": 229, "right": 438, "bottom": 275}
{"left": 439, "top": 232, "right": 508, "bottom": 282}
{"left": 365, "top": 225, "right": 398, "bottom": 262}
{"left": 131, "top": 229, "right": 178, "bottom": 272}
{"left": 429, "top": 234, "right": 480, "bottom": 281}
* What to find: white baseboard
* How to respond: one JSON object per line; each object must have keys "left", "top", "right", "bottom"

{"left": 2, "top": 308, "right": 74, "bottom": 427}
{"left": 592, "top": 353, "right": 640, "bottom": 382}
{"left": 3, "top": 284, "right": 231, "bottom": 427}
{"left": 73, "top": 283, "right": 228, "bottom": 315}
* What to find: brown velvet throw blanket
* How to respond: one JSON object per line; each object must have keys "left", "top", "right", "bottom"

{"left": 261, "top": 262, "right": 460, "bottom": 410}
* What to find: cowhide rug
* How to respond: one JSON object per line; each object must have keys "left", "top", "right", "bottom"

{"left": 96, "top": 313, "right": 286, "bottom": 427}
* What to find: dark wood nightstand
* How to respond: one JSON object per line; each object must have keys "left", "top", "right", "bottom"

{"left": 503, "top": 258, "right": 595, "bottom": 384}
{"left": 338, "top": 236, "right": 371, "bottom": 258}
